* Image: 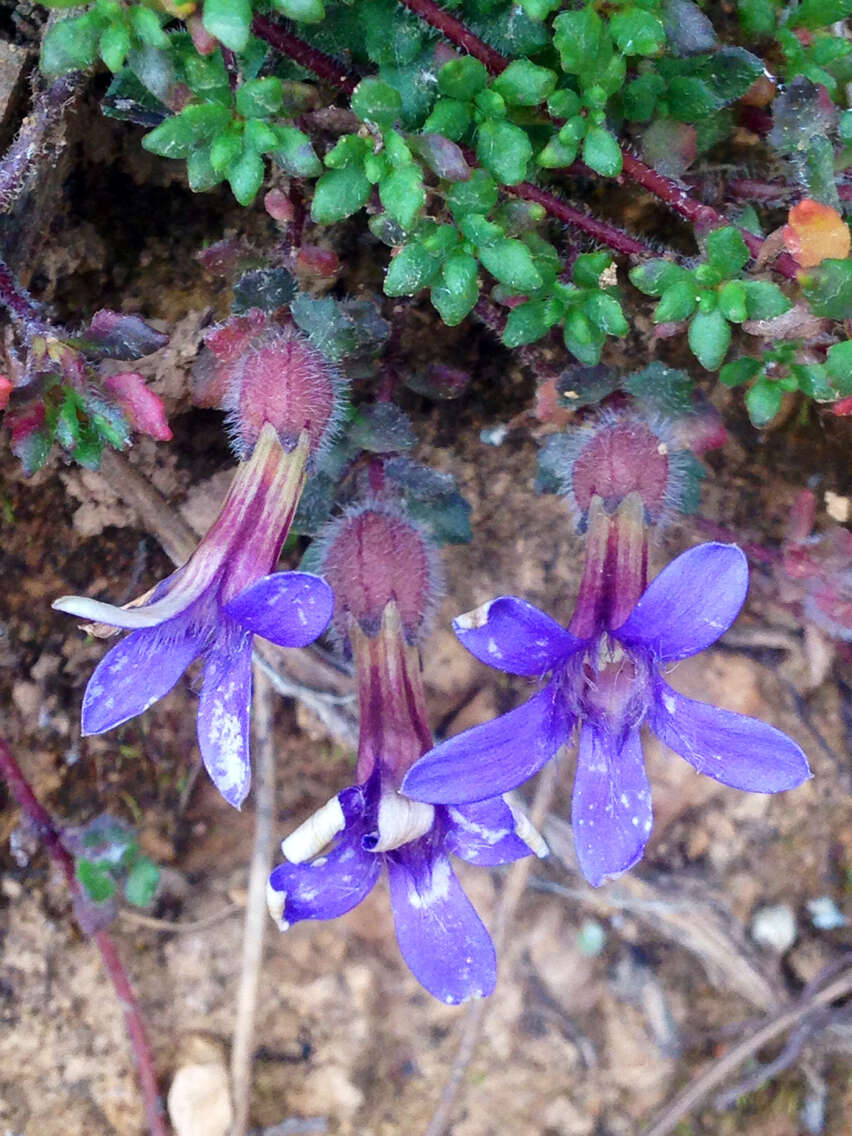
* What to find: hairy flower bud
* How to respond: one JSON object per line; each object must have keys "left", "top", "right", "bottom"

{"left": 193, "top": 313, "right": 344, "bottom": 462}
{"left": 312, "top": 503, "right": 441, "bottom": 645}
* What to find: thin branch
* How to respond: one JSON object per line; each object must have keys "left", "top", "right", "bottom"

{"left": 0, "top": 72, "right": 83, "bottom": 214}
{"left": 251, "top": 16, "right": 358, "bottom": 96}
{"left": 0, "top": 736, "right": 168, "bottom": 1136}
{"left": 230, "top": 670, "right": 277, "bottom": 1136}
{"left": 424, "top": 762, "right": 559, "bottom": 1136}
{"left": 398, "top": 0, "right": 801, "bottom": 279}
{"left": 641, "top": 961, "right": 852, "bottom": 1136}
{"left": 119, "top": 903, "right": 244, "bottom": 935}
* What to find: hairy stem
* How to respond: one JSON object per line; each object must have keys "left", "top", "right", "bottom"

{"left": 398, "top": 0, "right": 801, "bottom": 279}
{"left": 0, "top": 72, "right": 83, "bottom": 215}
{"left": 0, "top": 255, "right": 49, "bottom": 335}
{"left": 0, "top": 736, "right": 168, "bottom": 1136}
{"left": 251, "top": 15, "right": 358, "bottom": 96}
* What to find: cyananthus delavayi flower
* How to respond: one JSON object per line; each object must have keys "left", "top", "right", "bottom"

{"left": 267, "top": 504, "right": 546, "bottom": 1003}
{"left": 403, "top": 536, "right": 811, "bottom": 886}
{"left": 54, "top": 321, "right": 344, "bottom": 807}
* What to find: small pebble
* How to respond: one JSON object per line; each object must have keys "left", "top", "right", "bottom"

{"left": 168, "top": 1061, "right": 232, "bottom": 1136}
{"left": 750, "top": 902, "right": 797, "bottom": 952}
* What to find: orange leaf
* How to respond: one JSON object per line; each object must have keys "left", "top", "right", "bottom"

{"left": 782, "top": 199, "right": 851, "bottom": 268}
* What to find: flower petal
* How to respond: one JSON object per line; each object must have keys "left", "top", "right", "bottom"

{"left": 386, "top": 841, "right": 496, "bottom": 1003}
{"left": 197, "top": 635, "right": 254, "bottom": 808}
{"left": 444, "top": 798, "right": 537, "bottom": 866}
{"left": 402, "top": 684, "right": 570, "bottom": 805}
{"left": 616, "top": 543, "right": 748, "bottom": 661}
{"left": 454, "top": 595, "right": 581, "bottom": 676}
{"left": 268, "top": 828, "right": 380, "bottom": 928}
{"left": 572, "top": 724, "right": 653, "bottom": 887}
{"left": 81, "top": 623, "right": 205, "bottom": 735}
{"left": 224, "top": 571, "right": 334, "bottom": 647}
{"left": 650, "top": 681, "right": 812, "bottom": 792}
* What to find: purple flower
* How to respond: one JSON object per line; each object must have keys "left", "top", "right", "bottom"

{"left": 403, "top": 543, "right": 811, "bottom": 887}
{"left": 54, "top": 425, "right": 333, "bottom": 807}
{"left": 268, "top": 507, "right": 546, "bottom": 1004}
{"left": 268, "top": 754, "right": 544, "bottom": 1004}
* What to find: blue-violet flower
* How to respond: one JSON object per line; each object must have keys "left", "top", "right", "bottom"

{"left": 403, "top": 539, "right": 811, "bottom": 887}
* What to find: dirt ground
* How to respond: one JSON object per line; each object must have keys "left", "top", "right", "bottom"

{"left": 1, "top": 35, "right": 852, "bottom": 1136}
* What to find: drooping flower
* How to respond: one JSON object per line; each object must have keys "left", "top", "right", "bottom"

{"left": 54, "top": 319, "right": 345, "bottom": 807}
{"left": 403, "top": 535, "right": 811, "bottom": 886}
{"left": 268, "top": 504, "right": 545, "bottom": 1003}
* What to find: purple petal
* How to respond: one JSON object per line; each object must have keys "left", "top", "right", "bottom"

{"left": 269, "top": 829, "right": 380, "bottom": 925}
{"left": 224, "top": 571, "right": 334, "bottom": 648}
{"left": 444, "top": 799, "right": 534, "bottom": 866}
{"left": 386, "top": 841, "right": 496, "bottom": 1003}
{"left": 650, "top": 681, "right": 812, "bottom": 792}
{"left": 403, "top": 684, "right": 570, "bottom": 805}
{"left": 81, "top": 623, "right": 205, "bottom": 735}
{"left": 572, "top": 724, "right": 653, "bottom": 887}
{"left": 454, "top": 595, "right": 581, "bottom": 676}
{"left": 197, "top": 635, "right": 254, "bottom": 808}
{"left": 616, "top": 543, "right": 748, "bottom": 661}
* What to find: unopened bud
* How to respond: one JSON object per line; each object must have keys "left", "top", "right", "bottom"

{"left": 314, "top": 504, "right": 440, "bottom": 644}
{"left": 568, "top": 415, "right": 672, "bottom": 527}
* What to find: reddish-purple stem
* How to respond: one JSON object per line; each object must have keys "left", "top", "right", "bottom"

{"left": 0, "top": 737, "right": 168, "bottom": 1136}
{"left": 251, "top": 15, "right": 358, "bottom": 96}
{"left": 398, "top": 0, "right": 802, "bottom": 279}
{"left": 0, "top": 73, "right": 82, "bottom": 214}
{"left": 0, "top": 256, "right": 50, "bottom": 337}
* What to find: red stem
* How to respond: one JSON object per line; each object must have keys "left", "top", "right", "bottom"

{"left": 0, "top": 256, "right": 49, "bottom": 335}
{"left": 251, "top": 15, "right": 358, "bottom": 96}
{"left": 398, "top": 0, "right": 801, "bottom": 279}
{"left": 0, "top": 737, "right": 168, "bottom": 1136}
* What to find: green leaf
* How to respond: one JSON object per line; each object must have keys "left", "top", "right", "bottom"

{"left": 379, "top": 165, "right": 425, "bottom": 230}
{"left": 547, "top": 88, "right": 582, "bottom": 118}
{"left": 538, "top": 134, "right": 580, "bottom": 168}
{"left": 745, "top": 378, "right": 784, "bottom": 426}
{"left": 688, "top": 308, "right": 731, "bottom": 369}
{"left": 384, "top": 242, "right": 441, "bottom": 296}
{"left": 186, "top": 144, "right": 222, "bottom": 192}
{"left": 77, "top": 859, "right": 116, "bottom": 903}
{"left": 800, "top": 259, "right": 852, "bottom": 319}
{"left": 431, "top": 252, "right": 479, "bottom": 326}
{"left": 228, "top": 147, "right": 265, "bottom": 206}
{"left": 610, "top": 9, "right": 666, "bottom": 56}
{"left": 130, "top": 6, "right": 168, "bottom": 49}
{"left": 243, "top": 118, "right": 278, "bottom": 153}
{"left": 573, "top": 252, "right": 612, "bottom": 289}
{"left": 719, "top": 357, "right": 762, "bottom": 387}
{"left": 352, "top": 77, "right": 403, "bottom": 130}
{"left": 742, "top": 280, "right": 791, "bottom": 320}
{"left": 563, "top": 309, "right": 604, "bottom": 365}
{"left": 458, "top": 213, "right": 504, "bottom": 245}
{"left": 584, "top": 292, "right": 628, "bottom": 336}
{"left": 270, "top": 125, "right": 322, "bottom": 177}
{"left": 492, "top": 59, "right": 557, "bottom": 106}
{"left": 100, "top": 23, "right": 130, "bottom": 73}
{"left": 793, "top": 0, "right": 852, "bottom": 29}
{"left": 582, "top": 127, "right": 623, "bottom": 177}
{"left": 423, "top": 98, "right": 472, "bottom": 141}
{"left": 203, "top": 0, "right": 251, "bottom": 53}
{"left": 142, "top": 114, "right": 198, "bottom": 159}
{"left": 630, "top": 259, "right": 686, "bottom": 296}
{"left": 125, "top": 856, "right": 160, "bottom": 907}
{"left": 478, "top": 239, "right": 543, "bottom": 292}
{"left": 706, "top": 227, "right": 750, "bottom": 276}
{"left": 41, "top": 13, "right": 102, "bottom": 76}
{"left": 826, "top": 341, "right": 852, "bottom": 394}
{"left": 474, "top": 89, "right": 506, "bottom": 119}
{"left": 210, "top": 124, "right": 243, "bottom": 174}
{"left": 447, "top": 169, "right": 499, "bottom": 216}
{"left": 438, "top": 56, "right": 488, "bottom": 100}
{"left": 718, "top": 280, "right": 749, "bottom": 323}
{"left": 180, "top": 102, "right": 232, "bottom": 140}
{"left": 553, "top": 8, "right": 604, "bottom": 74}
{"left": 271, "top": 0, "right": 326, "bottom": 22}
{"left": 623, "top": 73, "right": 666, "bottom": 121}
{"left": 236, "top": 77, "right": 284, "bottom": 119}
{"left": 311, "top": 165, "right": 371, "bottom": 224}
{"left": 654, "top": 279, "right": 698, "bottom": 322}
{"left": 667, "top": 76, "right": 721, "bottom": 121}
{"left": 476, "top": 120, "right": 532, "bottom": 185}
{"left": 503, "top": 299, "right": 560, "bottom": 347}
{"left": 792, "top": 363, "right": 834, "bottom": 400}
{"left": 737, "top": 0, "right": 778, "bottom": 39}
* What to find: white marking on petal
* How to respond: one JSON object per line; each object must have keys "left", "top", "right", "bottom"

{"left": 662, "top": 691, "right": 677, "bottom": 715}
{"left": 506, "top": 797, "right": 549, "bottom": 858}
{"left": 406, "top": 855, "right": 451, "bottom": 910}
{"left": 371, "top": 794, "right": 435, "bottom": 853}
{"left": 266, "top": 880, "right": 289, "bottom": 931}
{"left": 454, "top": 600, "right": 493, "bottom": 631}
{"left": 447, "top": 806, "right": 508, "bottom": 846}
{"left": 281, "top": 795, "right": 346, "bottom": 863}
